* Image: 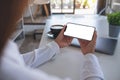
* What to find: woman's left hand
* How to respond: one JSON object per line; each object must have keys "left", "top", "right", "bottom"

{"left": 55, "top": 26, "right": 73, "bottom": 48}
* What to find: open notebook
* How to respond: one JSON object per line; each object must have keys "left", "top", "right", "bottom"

{"left": 71, "top": 37, "right": 117, "bottom": 55}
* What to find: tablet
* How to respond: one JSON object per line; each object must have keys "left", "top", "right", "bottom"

{"left": 71, "top": 37, "right": 117, "bottom": 55}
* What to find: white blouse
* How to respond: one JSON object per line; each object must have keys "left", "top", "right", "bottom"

{"left": 1, "top": 40, "right": 104, "bottom": 80}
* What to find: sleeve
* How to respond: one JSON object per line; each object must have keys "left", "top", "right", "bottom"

{"left": 22, "top": 41, "right": 60, "bottom": 68}
{"left": 1, "top": 57, "right": 70, "bottom": 80}
{"left": 80, "top": 54, "right": 104, "bottom": 80}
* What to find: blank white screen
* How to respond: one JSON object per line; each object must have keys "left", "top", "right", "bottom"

{"left": 64, "top": 23, "right": 95, "bottom": 41}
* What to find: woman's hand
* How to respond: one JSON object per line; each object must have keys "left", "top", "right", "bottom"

{"left": 78, "top": 31, "right": 97, "bottom": 55}
{"left": 55, "top": 26, "right": 73, "bottom": 48}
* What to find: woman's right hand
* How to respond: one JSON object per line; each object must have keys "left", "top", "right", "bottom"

{"left": 78, "top": 31, "right": 97, "bottom": 55}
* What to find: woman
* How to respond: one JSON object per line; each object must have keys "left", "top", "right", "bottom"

{"left": 0, "top": 0, "right": 104, "bottom": 80}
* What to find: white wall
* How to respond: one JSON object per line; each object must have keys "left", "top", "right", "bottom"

{"left": 24, "top": 5, "right": 42, "bottom": 17}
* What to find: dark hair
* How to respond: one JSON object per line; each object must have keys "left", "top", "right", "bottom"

{"left": 0, "top": 0, "right": 28, "bottom": 57}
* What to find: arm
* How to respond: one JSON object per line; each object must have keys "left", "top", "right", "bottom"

{"left": 2, "top": 56, "right": 68, "bottom": 80}
{"left": 22, "top": 41, "right": 60, "bottom": 68}
{"left": 55, "top": 26, "right": 104, "bottom": 80}
{"left": 22, "top": 25, "right": 73, "bottom": 68}
{"left": 78, "top": 31, "right": 104, "bottom": 80}
{"left": 80, "top": 54, "right": 104, "bottom": 80}
{"left": 2, "top": 40, "right": 69, "bottom": 80}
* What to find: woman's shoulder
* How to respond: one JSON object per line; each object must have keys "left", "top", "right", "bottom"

{"left": 2, "top": 40, "right": 20, "bottom": 60}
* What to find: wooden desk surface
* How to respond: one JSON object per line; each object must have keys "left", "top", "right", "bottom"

{"left": 38, "top": 15, "right": 120, "bottom": 80}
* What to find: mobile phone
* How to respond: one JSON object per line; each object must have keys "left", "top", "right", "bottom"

{"left": 64, "top": 23, "right": 95, "bottom": 41}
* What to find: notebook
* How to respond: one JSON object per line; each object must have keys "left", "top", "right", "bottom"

{"left": 71, "top": 37, "right": 117, "bottom": 55}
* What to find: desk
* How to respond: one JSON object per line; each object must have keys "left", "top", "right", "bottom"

{"left": 38, "top": 15, "right": 120, "bottom": 80}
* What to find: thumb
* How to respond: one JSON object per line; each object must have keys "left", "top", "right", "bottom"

{"left": 59, "top": 25, "right": 66, "bottom": 34}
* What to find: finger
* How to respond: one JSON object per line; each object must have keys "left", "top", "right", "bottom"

{"left": 78, "top": 39, "right": 83, "bottom": 43}
{"left": 92, "top": 31, "right": 97, "bottom": 42}
{"left": 78, "top": 39, "right": 90, "bottom": 48}
{"left": 68, "top": 37, "right": 73, "bottom": 43}
{"left": 89, "top": 31, "right": 97, "bottom": 46}
{"left": 77, "top": 39, "right": 85, "bottom": 47}
{"left": 78, "top": 39, "right": 89, "bottom": 44}
{"left": 57, "top": 25, "right": 66, "bottom": 38}
{"left": 64, "top": 32, "right": 74, "bottom": 40}
{"left": 66, "top": 37, "right": 72, "bottom": 44}
{"left": 59, "top": 25, "right": 66, "bottom": 34}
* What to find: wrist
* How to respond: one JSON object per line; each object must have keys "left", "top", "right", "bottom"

{"left": 47, "top": 41, "right": 60, "bottom": 54}
{"left": 84, "top": 53, "right": 94, "bottom": 55}
{"left": 82, "top": 48, "right": 95, "bottom": 55}
{"left": 55, "top": 40, "right": 61, "bottom": 48}
{"left": 83, "top": 51, "right": 94, "bottom": 55}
